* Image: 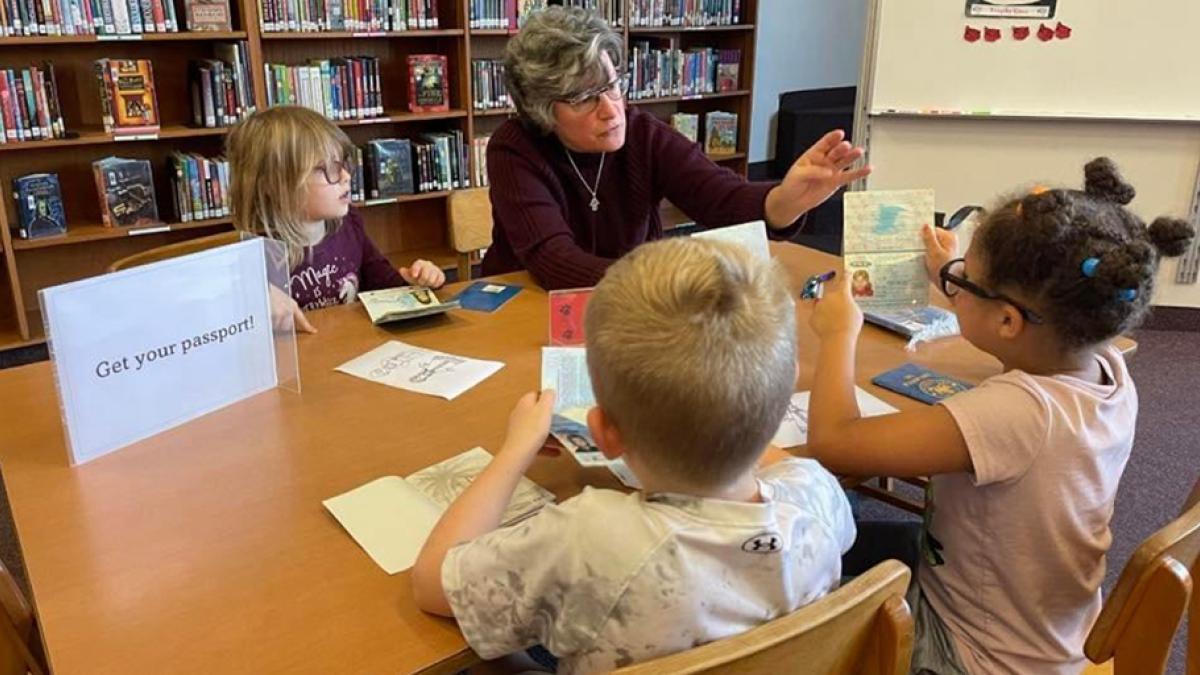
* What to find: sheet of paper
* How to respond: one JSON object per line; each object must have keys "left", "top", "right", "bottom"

{"left": 323, "top": 476, "right": 442, "bottom": 574}
{"left": 693, "top": 220, "right": 770, "bottom": 261}
{"left": 773, "top": 387, "right": 900, "bottom": 448}
{"left": 335, "top": 341, "right": 503, "bottom": 400}
{"left": 843, "top": 190, "right": 935, "bottom": 311}
{"left": 406, "top": 446, "right": 555, "bottom": 525}
{"left": 541, "top": 347, "right": 595, "bottom": 418}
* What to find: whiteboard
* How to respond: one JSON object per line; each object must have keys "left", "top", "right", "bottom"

{"left": 870, "top": 0, "right": 1200, "bottom": 121}
{"left": 865, "top": 116, "right": 1200, "bottom": 308}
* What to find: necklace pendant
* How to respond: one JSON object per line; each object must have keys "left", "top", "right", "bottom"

{"left": 589, "top": 196, "right": 600, "bottom": 212}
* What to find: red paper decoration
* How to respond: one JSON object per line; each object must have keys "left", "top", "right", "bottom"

{"left": 964, "top": 25, "right": 982, "bottom": 43}
{"left": 1037, "top": 23, "right": 1055, "bottom": 41}
{"left": 1013, "top": 25, "right": 1030, "bottom": 41}
{"left": 984, "top": 27, "right": 1001, "bottom": 42}
{"left": 1055, "top": 22, "right": 1072, "bottom": 39}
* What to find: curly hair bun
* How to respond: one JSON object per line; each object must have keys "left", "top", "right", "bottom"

{"left": 1084, "top": 157, "right": 1136, "bottom": 206}
{"left": 1147, "top": 217, "right": 1196, "bottom": 257}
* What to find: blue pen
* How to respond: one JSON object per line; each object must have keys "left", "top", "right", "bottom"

{"left": 801, "top": 270, "right": 837, "bottom": 299}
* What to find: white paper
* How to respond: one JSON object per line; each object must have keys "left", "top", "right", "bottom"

{"left": 323, "top": 476, "right": 442, "bottom": 574}
{"left": 336, "top": 341, "right": 503, "bottom": 400}
{"left": 324, "top": 447, "right": 556, "bottom": 574}
{"left": 843, "top": 190, "right": 935, "bottom": 311}
{"left": 773, "top": 387, "right": 900, "bottom": 448}
{"left": 541, "top": 347, "right": 594, "bottom": 415}
{"left": 40, "top": 238, "right": 279, "bottom": 465}
{"left": 693, "top": 220, "right": 771, "bottom": 261}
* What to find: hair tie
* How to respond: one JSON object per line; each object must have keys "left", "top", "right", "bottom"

{"left": 1118, "top": 288, "right": 1138, "bottom": 302}
{"left": 1081, "top": 257, "right": 1101, "bottom": 278}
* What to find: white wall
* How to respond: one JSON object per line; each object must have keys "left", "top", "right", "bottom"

{"left": 749, "top": 0, "right": 868, "bottom": 164}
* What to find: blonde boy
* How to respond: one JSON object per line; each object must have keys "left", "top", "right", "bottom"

{"left": 412, "top": 238, "right": 854, "bottom": 673}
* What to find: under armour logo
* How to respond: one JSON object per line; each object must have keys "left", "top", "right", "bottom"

{"left": 741, "top": 533, "right": 783, "bottom": 554}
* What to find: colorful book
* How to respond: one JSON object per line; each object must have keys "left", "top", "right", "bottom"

{"left": 11, "top": 172, "right": 66, "bottom": 239}
{"left": 406, "top": 54, "right": 448, "bottom": 113}
{"left": 365, "top": 138, "right": 414, "bottom": 197}
{"left": 670, "top": 112, "right": 699, "bottom": 143}
{"left": 96, "top": 59, "right": 159, "bottom": 135}
{"left": 92, "top": 156, "right": 159, "bottom": 227}
{"left": 704, "top": 110, "right": 737, "bottom": 156}
{"left": 871, "top": 363, "right": 974, "bottom": 405}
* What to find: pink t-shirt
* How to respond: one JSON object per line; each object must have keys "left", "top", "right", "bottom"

{"left": 922, "top": 344, "right": 1136, "bottom": 675}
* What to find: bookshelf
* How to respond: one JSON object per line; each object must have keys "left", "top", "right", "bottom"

{"left": 0, "top": 0, "right": 759, "bottom": 350}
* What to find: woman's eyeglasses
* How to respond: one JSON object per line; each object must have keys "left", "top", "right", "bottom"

{"left": 939, "top": 258, "right": 1044, "bottom": 324}
{"left": 312, "top": 157, "right": 355, "bottom": 185}
{"left": 562, "top": 74, "right": 629, "bottom": 115}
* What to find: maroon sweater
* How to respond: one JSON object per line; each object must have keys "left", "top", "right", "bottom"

{"left": 481, "top": 106, "right": 803, "bottom": 289}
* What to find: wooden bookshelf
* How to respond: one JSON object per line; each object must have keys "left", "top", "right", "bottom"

{"left": 0, "top": 0, "right": 759, "bottom": 351}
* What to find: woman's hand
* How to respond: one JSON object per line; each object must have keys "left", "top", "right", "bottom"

{"left": 268, "top": 284, "right": 317, "bottom": 334}
{"left": 808, "top": 273, "right": 863, "bottom": 342}
{"left": 765, "top": 130, "right": 872, "bottom": 228}
{"left": 497, "top": 390, "right": 557, "bottom": 470}
{"left": 921, "top": 224, "right": 959, "bottom": 287}
{"left": 401, "top": 259, "right": 446, "bottom": 289}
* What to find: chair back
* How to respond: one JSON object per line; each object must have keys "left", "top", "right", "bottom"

{"left": 1085, "top": 484, "right": 1200, "bottom": 674}
{"left": 0, "top": 560, "right": 46, "bottom": 675}
{"left": 610, "top": 559, "right": 913, "bottom": 675}
{"left": 447, "top": 187, "right": 493, "bottom": 281}
{"left": 108, "top": 230, "right": 244, "bottom": 273}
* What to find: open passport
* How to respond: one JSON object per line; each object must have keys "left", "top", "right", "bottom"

{"left": 324, "top": 447, "right": 555, "bottom": 574}
{"left": 358, "top": 286, "right": 460, "bottom": 325}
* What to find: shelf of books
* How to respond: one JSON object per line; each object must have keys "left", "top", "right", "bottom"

{"left": 0, "top": 0, "right": 759, "bottom": 350}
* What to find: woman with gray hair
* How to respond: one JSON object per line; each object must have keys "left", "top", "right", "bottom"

{"left": 481, "top": 6, "right": 871, "bottom": 289}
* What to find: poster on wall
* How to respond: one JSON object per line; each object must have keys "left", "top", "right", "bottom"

{"left": 966, "top": 0, "right": 1057, "bottom": 19}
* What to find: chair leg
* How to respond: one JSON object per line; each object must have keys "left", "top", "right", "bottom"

{"left": 457, "top": 255, "right": 472, "bottom": 283}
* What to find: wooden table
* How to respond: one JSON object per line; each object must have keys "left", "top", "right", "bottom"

{"left": 0, "top": 242, "right": 1126, "bottom": 674}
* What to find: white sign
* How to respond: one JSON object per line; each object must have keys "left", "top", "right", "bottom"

{"left": 41, "top": 239, "right": 279, "bottom": 465}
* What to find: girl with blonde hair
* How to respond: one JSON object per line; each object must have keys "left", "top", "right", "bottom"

{"left": 227, "top": 106, "right": 444, "bottom": 331}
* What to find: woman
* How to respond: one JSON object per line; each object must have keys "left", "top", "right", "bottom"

{"left": 483, "top": 6, "right": 871, "bottom": 289}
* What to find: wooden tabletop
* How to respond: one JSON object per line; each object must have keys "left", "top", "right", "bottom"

{"left": 0, "top": 242, "right": 1131, "bottom": 674}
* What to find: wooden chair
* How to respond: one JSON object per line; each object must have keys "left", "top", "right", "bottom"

{"left": 610, "top": 560, "right": 913, "bottom": 675}
{"left": 447, "top": 187, "right": 493, "bottom": 282}
{"left": 1083, "top": 479, "right": 1200, "bottom": 674}
{"left": 0, "top": 561, "right": 46, "bottom": 675}
{"left": 107, "top": 230, "right": 244, "bottom": 273}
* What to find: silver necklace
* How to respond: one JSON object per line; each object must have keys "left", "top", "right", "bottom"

{"left": 565, "top": 148, "right": 606, "bottom": 212}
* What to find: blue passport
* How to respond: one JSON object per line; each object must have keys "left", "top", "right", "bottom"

{"left": 453, "top": 281, "right": 521, "bottom": 312}
{"left": 872, "top": 363, "right": 974, "bottom": 405}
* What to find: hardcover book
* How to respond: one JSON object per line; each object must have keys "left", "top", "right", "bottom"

{"left": 184, "top": 0, "right": 232, "bottom": 31}
{"left": 406, "top": 54, "right": 449, "bottom": 113}
{"left": 366, "top": 138, "right": 414, "bottom": 198}
{"left": 12, "top": 173, "right": 66, "bottom": 239}
{"left": 93, "top": 156, "right": 159, "bottom": 227}
{"left": 704, "top": 110, "right": 737, "bottom": 156}
{"left": 97, "top": 59, "right": 160, "bottom": 135}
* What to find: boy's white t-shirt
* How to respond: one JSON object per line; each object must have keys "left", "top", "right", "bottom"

{"left": 925, "top": 344, "right": 1137, "bottom": 675}
{"left": 442, "top": 458, "right": 855, "bottom": 674}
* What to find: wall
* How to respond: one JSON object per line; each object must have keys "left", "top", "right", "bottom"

{"left": 749, "top": 0, "right": 868, "bottom": 163}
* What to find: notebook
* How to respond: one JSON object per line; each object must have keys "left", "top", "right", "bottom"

{"left": 324, "top": 447, "right": 555, "bottom": 574}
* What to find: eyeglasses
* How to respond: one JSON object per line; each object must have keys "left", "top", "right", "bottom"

{"left": 939, "top": 258, "right": 1044, "bottom": 324}
{"left": 312, "top": 156, "right": 355, "bottom": 185}
{"left": 561, "top": 74, "right": 629, "bottom": 115}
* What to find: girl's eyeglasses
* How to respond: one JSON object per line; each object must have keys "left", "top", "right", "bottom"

{"left": 312, "top": 157, "right": 355, "bottom": 184}
{"left": 562, "top": 74, "right": 629, "bottom": 115}
{"left": 939, "top": 257, "right": 1044, "bottom": 325}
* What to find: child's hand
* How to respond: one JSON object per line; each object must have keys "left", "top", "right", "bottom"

{"left": 809, "top": 273, "right": 862, "bottom": 340}
{"left": 499, "top": 390, "right": 557, "bottom": 467}
{"left": 922, "top": 224, "right": 959, "bottom": 286}
{"left": 268, "top": 283, "right": 317, "bottom": 334}
{"left": 401, "top": 259, "right": 446, "bottom": 289}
